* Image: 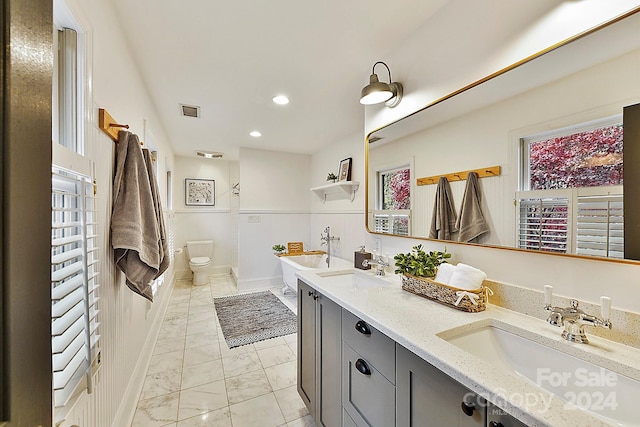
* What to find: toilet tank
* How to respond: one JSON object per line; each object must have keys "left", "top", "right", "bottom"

{"left": 185, "top": 240, "right": 213, "bottom": 259}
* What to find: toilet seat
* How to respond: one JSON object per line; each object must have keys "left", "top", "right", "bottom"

{"left": 190, "top": 256, "right": 210, "bottom": 266}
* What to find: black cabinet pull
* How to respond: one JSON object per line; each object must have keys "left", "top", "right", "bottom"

{"left": 489, "top": 422, "right": 504, "bottom": 427}
{"left": 461, "top": 401, "right": 475, "bottom": 416}
{"left": 354, "top": 320, "right": 371, "bottom": 335}
{"left": 308, "top": 290, "right": 313, "bottom": 297}
{"left": 355, "top": 358, "right": 371, "bottom": 376}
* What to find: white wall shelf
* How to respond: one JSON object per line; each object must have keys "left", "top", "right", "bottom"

{"left": 311, "top": 181, "right": 360, "bottom": 203}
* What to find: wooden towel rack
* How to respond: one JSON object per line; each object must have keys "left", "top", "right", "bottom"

{"left": 98, "top": 108, "right": 131, "bottom": 142}
{"left": 416, "top": 165, "right": 501, "bottom": 186}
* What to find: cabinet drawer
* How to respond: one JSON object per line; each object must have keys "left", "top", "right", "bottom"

{"left": 342, "top": 309, "right": 395, "bottom": 382}
{"left": 343, "top": 343, "right": 395, "bottom": 427}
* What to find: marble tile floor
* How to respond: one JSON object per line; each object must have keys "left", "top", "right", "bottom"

{"left": 131, "top": 275, "right": 317, "bottom": 427}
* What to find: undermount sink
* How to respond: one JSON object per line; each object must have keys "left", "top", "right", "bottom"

{"left": 315, "top": 269, "right": 393, "bottom": 290}
{"left": 438, "top": 321, "right": 640, "bottom": 426}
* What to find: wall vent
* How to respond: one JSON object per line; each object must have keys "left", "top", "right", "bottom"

{"left": 180, "top": 104, "right": 200, "bottom": 118}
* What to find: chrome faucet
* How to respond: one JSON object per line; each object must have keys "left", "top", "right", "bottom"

{"left": 320, "top": 226, "right": 340, "bottom": 268}
{"left": 362, "top": 253, "right": 389, "bottom": 276}
{"left": 543, "top": 285, "right": 612, "bottom": 344}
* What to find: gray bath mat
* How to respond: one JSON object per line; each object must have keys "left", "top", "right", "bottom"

{"left": 214, "top": 291, "right": 297, "bottom": 348}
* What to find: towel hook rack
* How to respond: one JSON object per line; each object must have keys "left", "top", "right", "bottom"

{"left": 99, "top": 108, "right": 144, "bottom": 146}
{"left": 109, "top": 122, "right": 129, "bottom": 129}
{"left": 417, "top": 165, "right": 501, "bottom": 186}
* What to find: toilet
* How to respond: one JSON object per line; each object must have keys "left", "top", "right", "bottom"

{"left": 185, "top": 240, "right": 213, "bottom": 286}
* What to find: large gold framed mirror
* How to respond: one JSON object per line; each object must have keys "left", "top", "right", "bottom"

{"left": 366, "top": 8, "right": 640, "bottom": 262}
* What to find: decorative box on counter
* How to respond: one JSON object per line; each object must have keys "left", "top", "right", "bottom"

{"left": 401, "top": 274, "right": 490, "bottom": 313}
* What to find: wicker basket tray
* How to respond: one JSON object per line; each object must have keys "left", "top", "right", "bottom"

{"left": 401, "top": 274, "right": 488, "bottom": 313}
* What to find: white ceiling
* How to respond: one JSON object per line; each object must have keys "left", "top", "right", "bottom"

{"left": 109, "top": 0, "right": 451, "bottom": 159}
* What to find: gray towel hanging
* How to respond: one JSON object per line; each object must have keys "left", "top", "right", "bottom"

{"left": 429, "top": 176, "right": 458, "bottom": 240}
{"left": 456, "top": 171, "right": 489, "bottom": 242}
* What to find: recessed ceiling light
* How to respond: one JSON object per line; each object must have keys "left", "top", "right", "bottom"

{"left": 272, "top": 95, "right": 289, "bottom": 105}
{"left": 250, "top": 131, "right": 262, "bottom": 137}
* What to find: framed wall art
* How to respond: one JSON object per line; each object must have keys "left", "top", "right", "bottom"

{"left": 185, "top": 178, "right": 215, "bottom": 206}
{"left": 339, "top": 157, "right": 352, "bottom": 181}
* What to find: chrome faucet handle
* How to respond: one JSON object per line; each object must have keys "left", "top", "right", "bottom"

{"left": 543, "top": 285, "right": 553, "bottom": 309}
{"left": 543, "top": 286, "right": 613, "bottom": 343}
{"left": 601, "top": 296, "right": 611, "bottom": 322}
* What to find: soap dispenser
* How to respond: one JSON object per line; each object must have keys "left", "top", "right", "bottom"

{"left": 354, "top": 245, "right": 372, "bottom": 270}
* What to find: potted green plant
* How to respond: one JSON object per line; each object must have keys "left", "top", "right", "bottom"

{"left": 326, "top": 172, "right": 338, "bottom": 182}
{"left": 272, "top": 244, "right": 286, "bottom": 255}
{"left": 394, "top": 244, "right": 451, "bottom": 278}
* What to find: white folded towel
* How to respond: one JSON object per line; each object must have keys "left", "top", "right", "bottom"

{"left": 434, "top": 263, "right": 456, "bottom": 284}
{"left": 448, "top": 263, "right": 486, "bottom": 290}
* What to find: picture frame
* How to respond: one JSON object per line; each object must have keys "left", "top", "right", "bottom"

{"left": 338, "top": 157, "right": 352, "bottom": 181}
{"left": 185, "top": 178, "right": 215, "bottom": 206}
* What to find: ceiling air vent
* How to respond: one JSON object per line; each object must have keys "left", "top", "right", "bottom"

{"left": 368, "top": 135, "right": 383, "bottom": 143}
{"left": 180, "top": 104, "right": 200, "bottom": 118}
{"left": 195, "top": 150, "right": 223, "bottom": 159}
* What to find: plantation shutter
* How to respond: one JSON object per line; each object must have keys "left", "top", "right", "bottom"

{"left": 51, "top": 167, "right": 100, "bottom": 407}
{"left": 373, "top": 210, "right": 410, "bottom": 236}
{"left": 576, "top": 193, "right": 624, "bottom": 259}
{"left": 517, "top": 192, "right": 570, "bottom": 253}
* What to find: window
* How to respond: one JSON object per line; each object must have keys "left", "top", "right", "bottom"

{"left": 52, "top": 1, "right": 97, "bottom": 415}
{"left": 517, "top": 118, "right": 623, "bottom": 258}
{"left": 523, "top": 121, "right": 622, "bottom": 191}
{"left": 374, "top": 166, "right": 411, "bottom": 235}
{"left": 53, "top": 0, "right": 86, "bottom": 155}
{"left": 51, "top": 167, "right": 100, "bottom": 408}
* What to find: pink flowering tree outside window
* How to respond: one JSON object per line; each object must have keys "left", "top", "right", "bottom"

{"left": 380, "top": 168, "right": 410, "bottom": 234}
{"left": 529, "top": 124, "right": 623, "bottom": 190}
{"left": 382, "top": 168, "right": 410, "bottom": 209}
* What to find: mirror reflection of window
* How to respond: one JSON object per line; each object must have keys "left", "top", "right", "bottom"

{"left": 374, "top": 166, "right": 411, "bottom": 236}
{"left": 517, "top": 118, "right": 623, "bottom": 258}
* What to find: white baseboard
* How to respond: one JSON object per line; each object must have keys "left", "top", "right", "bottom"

{"left": 176, "top": 265, "right": 231, "bottom": 280}
{"left": 237, "top": 275, "right": 283, "bottom": 291}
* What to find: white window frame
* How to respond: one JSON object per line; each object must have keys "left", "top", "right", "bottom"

{"left": 52, "top": 0, "right": 98, "bottom": 420}
{"left": 517, "top": 117, "right": 624, "bottom": 258}
{"left": 53, "top": 0, "right": 89, "bottom": 156}
{"left": 374, "top": 163, "right": 412, "bottom": 236}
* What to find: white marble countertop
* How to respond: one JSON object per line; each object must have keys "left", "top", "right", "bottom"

{"left": 296, "top": 268, "right": 640, "bottom": 427}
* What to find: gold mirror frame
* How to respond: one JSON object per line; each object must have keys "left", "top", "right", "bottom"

{"left": 365, "top": 7, "right": 640, "bottom": 265}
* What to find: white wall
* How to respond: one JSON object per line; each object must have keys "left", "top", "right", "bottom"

{"left": 309, "top": 134, "right": 367, "bottom": 262}
{"left": 358, "top": 3, "right": 640, "bottom": 314}
{"left": 57, "top": 0, "right": 177, "bottom": 426}
{"left": 173, "top": 156, "right": 236, "bottom": 276}
{"left": 237, "top": 148, "right": 312, "bottom": 289}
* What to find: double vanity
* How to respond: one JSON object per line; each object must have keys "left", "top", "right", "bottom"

{"left": 296, "top": 268, "right": 640, "bottom": 427}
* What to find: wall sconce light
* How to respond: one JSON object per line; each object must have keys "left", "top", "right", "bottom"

{"left": 359, "top": 61, "right": 403, "bottom": 108}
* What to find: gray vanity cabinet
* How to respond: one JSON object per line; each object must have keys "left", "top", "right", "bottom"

{"left": 342, "top": 310, "right": 396, "bottom": 427}
{"left": 297, "top": 279, "right": 342, "bottom": 427}
{"left": 486, "top": 403, "right": 528, "bottom": 427}
{"left": 396, "top": 344, "right": 485, "bottom": 427}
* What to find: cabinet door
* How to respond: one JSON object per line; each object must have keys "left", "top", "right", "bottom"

{"left": 343, "top": 343, "right": 396, "bottom": 427}
{"left": 297, "top": 280, "right": 316, "bottom": 414}
{"left": 396, "top": 344, "right": 485, "bottom": 427}
{"left": 316, "top": 293, "right": 342, "bottom": 427}
{"left": 486, "top": 403, "right": 528, "bottom": 427}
